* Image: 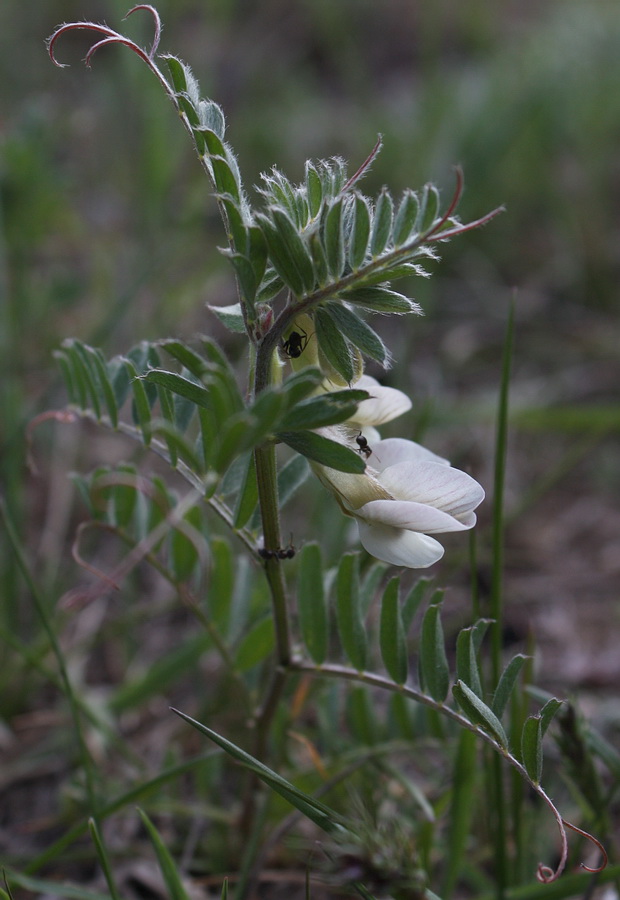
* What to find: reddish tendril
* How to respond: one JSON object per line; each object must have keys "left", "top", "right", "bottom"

{"left": 48, "top": 5, "right": 162, "bottom": 70}
{"left": 534, "top": 786, "right": 608, "bottom": 884}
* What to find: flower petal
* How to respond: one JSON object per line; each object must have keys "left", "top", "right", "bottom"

{"left": 378, "top": 461, "right": 484, "bottom": 523}
{"left": 371, "top": 437, "right": 450, "bottom": 471}
{"left": 349, "top": 375, "right": 412, "bottom": 427}
{"left": 357, "top": 498, "right": 474, "bottom": 533}
{"left": 357, "top": 520, "right": 445, "bottom": 568}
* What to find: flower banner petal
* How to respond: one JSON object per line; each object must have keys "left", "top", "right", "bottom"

{"left": 371, "top": 437, "right": 450, "bottom": 471}
{"left": 349, "top": 375, "right": 412, "bottom": 426}
{"left": 378, "top": 460, "right": 484, "bottom": 522}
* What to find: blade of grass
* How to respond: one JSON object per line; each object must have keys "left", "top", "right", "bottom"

{"left": 88, "top": 819, "right": 123, "bottom": 900}
{"left": 488, "top": 298, "right": 515, "bottom": 898}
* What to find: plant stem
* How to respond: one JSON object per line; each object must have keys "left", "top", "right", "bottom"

{"left": 253, "top": 445, "right": 291, "bottom": 667}
{"left": 489, "top": 299, "right": 515, "bottom": 898}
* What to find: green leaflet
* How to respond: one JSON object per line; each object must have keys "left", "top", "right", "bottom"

{"left": 521, "top": 715, "right": 543, "bottom": 784}
{"left": 348, "top": 193, "right": 372, "bottom": 271}
{"left": 277, "top": 429, "right": 365, "bottom": 473}
{"left": 297, "top": 543, "right": 328, "bottom": 665}
{"left": 278, "top": 388, "right": 368, "bottom": 431}
{"left": 255, "top": 209, "right": 315, "bottom": 297}
{"left": 393, "top": 189, "right": 420, "bottom": 246}
{"left": 323, "top": 301, "right": 390, "bottom": 366}
{"left": 322, "top": 196, "right": 345, "bottom": 279}
{"left": 455, "top": 626, "right": 483, "bottom": 699}
{"left": 235, "top": 616, "right": 275, "bottom": 671}
{"left": 335, "top": 553, "right": 367, "bottom": 671}
{"left": 491, "top": 653, "right": 529, "bottom": 719}
{"left": 207, "top": 302, "right": 247, "bottom": 334}
{"left": 370, "top": 188, "right": 394, "bottom": 257}
{"left": 341, "top": 285, "right": 421, "bottom": 315}
{"left": 141, "top": 369, "right": 212, "bottom": 410}
{"left": 419, "top": 600, "right": 450, "bottom": 703}
{"left": 314, "top": 305, "right": 355, "bottom": 384}
{"left": 380, "top": 577, "right": 408, "bottom": 685}
{"left": 453, "top": 680, "right": 509, "bottom": 750}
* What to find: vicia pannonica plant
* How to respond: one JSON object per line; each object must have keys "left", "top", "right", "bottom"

{"left": 37, "top": 7, "right": 607, "bottom": 898}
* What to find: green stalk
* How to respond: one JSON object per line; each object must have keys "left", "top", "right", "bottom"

{"left": 236, "top": 338, "right": 293, "bottom": 882}
{"left": 489, "top": 299, "right": 515, "bottom": 897}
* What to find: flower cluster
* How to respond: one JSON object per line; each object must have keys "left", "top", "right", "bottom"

{"left": 310, "top": 374, "right": 485, "bottom": 569}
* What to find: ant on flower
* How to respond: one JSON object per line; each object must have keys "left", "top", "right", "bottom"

{"left": 355, "top": 432, "right": 372, "bottom": 460}
{"left": 280, "top": 326, "right": 309, "bottom": 359}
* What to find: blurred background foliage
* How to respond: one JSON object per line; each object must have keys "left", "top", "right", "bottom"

{"left": 1, "top": 0, "right": 619, "bottom": 787}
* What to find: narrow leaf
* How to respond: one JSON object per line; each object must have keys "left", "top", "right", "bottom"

{"left": 277, "top": 430, "right": 365, "bottom": 473}
{"left": 207, "top": 303, "right": 247, "bottom": 334}
{"left": 305, "top": 161, "right": 323, "bottom": 219}
{"left": 323, "top": 197, "right": 345, "bottom": 279}
{"left": 418, "top": 183, "right": 441, "bottom": 234}
{"left": 88, "top": 819, "right": 122, "bottom": 900}
{"left": 315, "top": 306, "right": 355, "bottom": 384}
{"left": 233, "top": 453, "right": 258, "bottom": 529}
{"left": 347, "top": 685, "right": 377, "bottom": 745}
{"left": 138, "top": 809, "right": 192, "bottom": 900}
{"left": 491, "top": 653, "right": 528, "bottom": 719}
{"left": 453, "top": 680, "right": 509, "bottom": 749}
{"left": 348, "top": 194, "right": 372, "bottom": 270}
{"left": 166, "top": 56, "right": 188, "bottom": 93}
{"left": 324, "top": 302, "right": 389, "bottom": 366}
{"left": 402, "top": 577, "right": 431, "bottom": 631}
{"left": 521, "top": 715, "right": 543, "bottom": 784}
{"left": 393, "top": 189, "right": 420, "bottom": 246}
{"left": 278, "top": 389, "right": 368, "bottom": 431}
{"left": 123, "top": 359, "right": 152, "bottom": 445}
{"left": 455, "top": 626, "right": 483, "bottom": 698}
{"left": 257, "top": 209, "right": 315, "bottom": 296}
{"left": 419, "top": 602, "right": 450, "bottom": 703}
{"left": 342, "top": 285, "right": 421, "bottom": 315}
{"left": 142, "top": 369, "right": 212, "bottom": 410}
{"left": 297, "top": 543, "right": 329, "bottom": 664}
{"left": 540, "top": 697, "right": 564, "bottom": 735}
{"left": 207, "top": 538, "right": 234, "bottom": 632}
{"left": 380, "top": 577, "right": 408, "bottom": 685}
{"left": 370, "top": 189, "right": 393, "bottom": 256}
{"left": 335, "top": 553, "right": 367, "bottom": 671}
{"left": 235, "top": 616, "right": 274, "bottom": 671}
{"left": 171, "top": 710, "right": 346, "bottom": 834}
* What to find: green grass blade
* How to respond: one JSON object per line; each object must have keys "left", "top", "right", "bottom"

{"left": 442, "top": 730, "right": 477, "bottom": 899}
{"left": 88, "top": 819, "right": 123, "bottom": 900}
{"left": 138, "top": 808, "right": 192, "bottom": 900}
{"left": 171, "top": 709, "right": 348, "bottom": 835}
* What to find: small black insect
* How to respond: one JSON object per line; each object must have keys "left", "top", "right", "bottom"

{"left": 355, "top": 432, "right": 372, "bottom": 460}
{"left": 281, "top": 327, "right": 309, "bottom": 359}
{"left": 258, "top": 536, "right": 296, "bottom": 561}
{"left": 277, "top": 538, "right": 296, "bottom": 560}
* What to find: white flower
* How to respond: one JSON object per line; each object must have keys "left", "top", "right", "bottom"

{"left": 312, "top": 431, "right": 484, "bottom": 569}
{"left": 345, "top": 374, "right": 412, "bottom": 442}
